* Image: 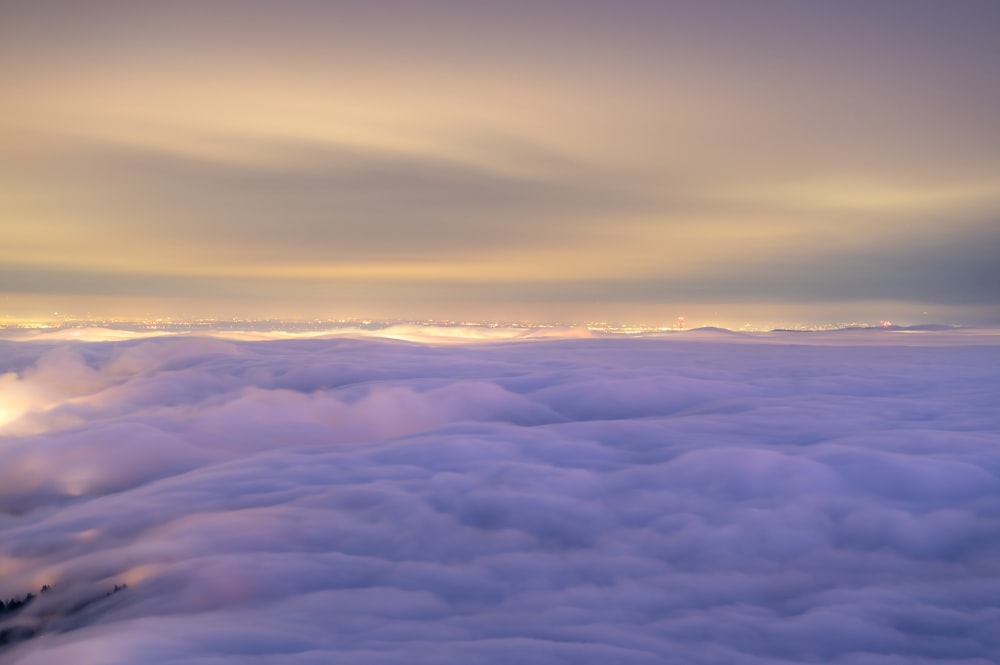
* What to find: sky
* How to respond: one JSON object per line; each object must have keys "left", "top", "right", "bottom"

{"left": 2, "top": 0, "right": 999, "bottom": 327}
{"left": 1, "top": 332, "right": 999, "bottom": 663}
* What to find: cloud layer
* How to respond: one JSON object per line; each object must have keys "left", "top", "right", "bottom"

{"left": 1, "top": 333, "right": 999, "bottom": 663}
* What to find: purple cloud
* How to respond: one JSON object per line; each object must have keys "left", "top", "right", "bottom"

{"left": 1, "top": 333, "right": 998, "bottom": 663}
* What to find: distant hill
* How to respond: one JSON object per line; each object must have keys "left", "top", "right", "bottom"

{"left": 771, "top": 324, "right": 961, "bottom": 333}
{"left": 681, "top": 326, "right": 748, "bottom": 335}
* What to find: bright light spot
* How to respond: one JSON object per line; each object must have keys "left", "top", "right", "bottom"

{"left": 0, "top": 373, "right": 26, "bottom": 429}
{"left": 0, "top": 372, "right": 55, "bottom": 433}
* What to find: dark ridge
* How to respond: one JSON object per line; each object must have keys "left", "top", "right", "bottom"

{"left": 0, "top": 585, "right": 48, "bottom": 616}
{"left": 771, "top": 323, "right": 962, "bottom": 333}
{"left": 0, "top": 583, "right": 127, "bottom": 651}
{"left": 838, "top": 324, "right": 962, "bottom": 332}
{"left": 898, "top": 323, "right": 961, "bottom": 331}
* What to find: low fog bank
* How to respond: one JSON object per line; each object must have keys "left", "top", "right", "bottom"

{"left": 4, "top": 323, "right": 999, "bottom": 347}
{"left": 1, "top": 336, "right": 998, "bottom": 663}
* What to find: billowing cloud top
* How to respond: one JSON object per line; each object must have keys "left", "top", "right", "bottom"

{"left": 2, "top": 1, "right": 999, "bottom": 324}
{"left": 0, "top": 332, "right": 998, "bottom": 663}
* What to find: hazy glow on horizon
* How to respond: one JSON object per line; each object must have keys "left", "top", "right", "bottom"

{"left": 2, "top": 1, "right": 999, "bottom": 325}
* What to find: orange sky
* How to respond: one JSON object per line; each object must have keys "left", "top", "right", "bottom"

{"left": 2, "top": 1, "right": 999, "bottom": 327}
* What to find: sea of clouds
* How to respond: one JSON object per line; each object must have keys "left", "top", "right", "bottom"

{"left": 0, "top": 330, "right": 998, "bottom": 664}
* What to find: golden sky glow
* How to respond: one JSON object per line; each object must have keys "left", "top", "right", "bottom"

{"left": 2, "top": 1, "right": 999, "bottom": 326}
